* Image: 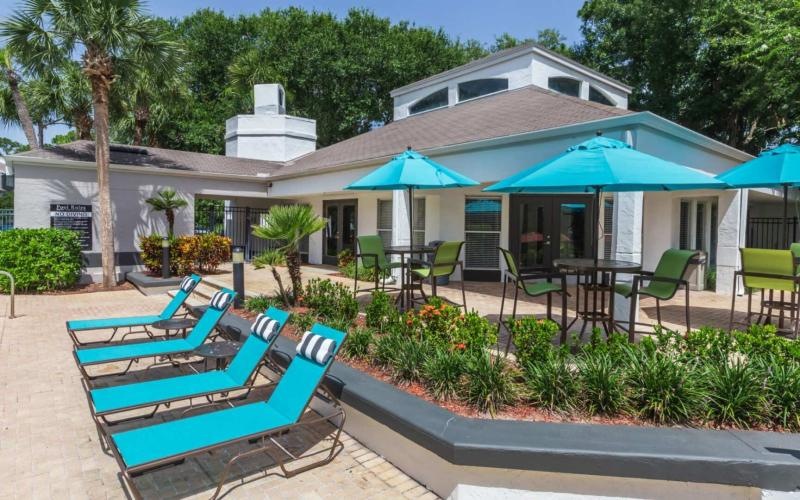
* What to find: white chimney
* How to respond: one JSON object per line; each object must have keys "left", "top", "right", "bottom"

{"left": 225, "top": 83, "right": 316, "bottom": 163}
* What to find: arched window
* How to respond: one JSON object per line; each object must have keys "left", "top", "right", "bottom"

{"left": 409, "top": 88, "right": 449, "bottom": 115}
{"left": 457, "top": 78, "right": 508, "bottom": 101}
{"left": 547, "top": 77, "right": 581, "bottom": 97}
{"left": 589, "top": 86, "right": 615, "bottom": 106}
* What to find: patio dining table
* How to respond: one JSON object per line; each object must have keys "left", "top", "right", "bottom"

{"left": 385, "top": 245, "right": 436, "bottom": 310}
{"left": 554, "top": 258, "right": 641, "bottom": 334}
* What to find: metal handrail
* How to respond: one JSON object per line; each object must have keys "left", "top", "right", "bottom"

{"left": 0, "top": 270, "right": 14, "bottom": 318}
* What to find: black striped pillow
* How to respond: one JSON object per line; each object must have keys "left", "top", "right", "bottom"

{"left": 209, "top": 291, "right": 232, "bottom": 310}
{"left": 251, "top": 314, "right": 280, "bottom": 342}
{"left": 296, "top": 331, "right": 336, "bottom": 365}
{"left": 180, "top": 276, "right": 197, "bottom": 293}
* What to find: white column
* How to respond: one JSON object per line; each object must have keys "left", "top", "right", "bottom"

{"left": 716, "top": 189, "right": 748, "bottom": 295}
{"left": 613, "top": 191, "right": 644, "bottom": 321}
{"left": 308, "top": 198, "right": 323, "bottom": 265}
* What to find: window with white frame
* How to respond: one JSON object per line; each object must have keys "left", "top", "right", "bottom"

{"left": 464, "top": 197, "right": 502, "bottom": 269}
{"left": 376, "top": 198, "right": 426, "bottom": 247}
{"left": 603, "top": 197, "right": 614, "bottom": 259}
{"left": 679, "top": 198, "right": 718, "bottom": 264}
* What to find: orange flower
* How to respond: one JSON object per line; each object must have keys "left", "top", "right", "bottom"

{"left": 433, "top": 310, "right": 441, "bottom": 316}
{"left": 406, "top": 319, "right": 413, "bottom": 325}
{"left": 455, "top": 342, "right": 466, "bottom": 350}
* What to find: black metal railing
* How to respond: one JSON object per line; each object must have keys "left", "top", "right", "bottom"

{"left": 0, "top": 209, "right": 12, "bottom": 231}
{"left": 746, "top": 217, "right": 798, "bottom": 249}
{"left": 194, "top": 205, "right": 309, "bottom": 261}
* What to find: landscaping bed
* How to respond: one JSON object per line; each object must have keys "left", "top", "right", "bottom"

{"left": 238, "top": 278, "right": 800, "bottom": 432}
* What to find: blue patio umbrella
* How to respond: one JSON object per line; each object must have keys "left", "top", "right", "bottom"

{"left": 717, "top": 143, "right": 800, "bottom": 247}
{"left": 485, "top": 136, "right": 727, "bottom": 264}
{"left": 345, "top": 148, "right": 479, "bottom": 244}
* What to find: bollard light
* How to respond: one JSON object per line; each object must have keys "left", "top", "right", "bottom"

{"left": 161, "top": 236, "right": 170, "bottom": 279}
{"left": 232, "top": 246, "right": 245, "bottom": 308}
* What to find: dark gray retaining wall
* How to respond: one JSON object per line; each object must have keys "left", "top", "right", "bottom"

{"left": 193, "top": 306, "right": 800, "bottom": 492}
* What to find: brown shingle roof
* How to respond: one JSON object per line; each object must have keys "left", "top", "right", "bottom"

{"left": 15, "top": 140, "right": 283, "bottom": 177}
{"left": 282, "top": 85, "right": 633, "bottom": 176}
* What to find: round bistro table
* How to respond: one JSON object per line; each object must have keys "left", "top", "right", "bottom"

{"left": 151, "top": 317, "right": 197, "bottom": 339}
{"left": 193, "top": 340, "right": 242, "bottom": 370}
{"left": 384, "top": 245, "right": 436, "bottom": 311}
{"left": 554, "top": 258, "right": 641, "bottom": 335}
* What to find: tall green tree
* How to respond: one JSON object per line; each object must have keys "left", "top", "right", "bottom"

{"left": 2, "top": 0, "right": 181, "bottom": 287}
{"left": 0, "top": 48, "right": 38, "bottom": 148}
{"left": 145, "top": 188, "right": 188, "bottom": 236}
{"left": 576, "top": 0, "right": 798, "bottom": 152}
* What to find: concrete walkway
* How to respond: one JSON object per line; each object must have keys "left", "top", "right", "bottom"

{"left": 0, "top": 289, "right": 435, "bottom": 499}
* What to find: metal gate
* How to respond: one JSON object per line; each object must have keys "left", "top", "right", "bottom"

{"left": 0, "top": 209, "right": 12, "bottom": 231}
{"left": 194, "top": 205, "right": 309, "bottom": 260}
{"left": 746, "top": 217, "right": 798, "bottom": 249}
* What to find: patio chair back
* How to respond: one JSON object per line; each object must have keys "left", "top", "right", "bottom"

{"left": 159, "top": 274, "right": 201, "bottom": 320}
{"left": 498, "top": 247, "right": 519, "bottom": 279}
{"left": 647, "top": 249, "right": 698, "bottom": 299}
{"left": 741, "top": 248, "right": 797, "bottom": 292}
{"left": 431, "top": 240, "right": 465, "bottom": 277}
{"left": 185, "top": 289, "right": 236, "bottom": 348}
{"left": 267, "top": 323, "right": 346, "bottom": 423}
{"left": 225, "top": 307, "right": 290, "bottom": 385}
{"left": 357, "top": 235, "right": 389, "bottom": 270}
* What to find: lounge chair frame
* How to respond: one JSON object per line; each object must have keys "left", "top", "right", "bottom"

{"left": 106, "top": 363, "right": 346, "bottom": 500}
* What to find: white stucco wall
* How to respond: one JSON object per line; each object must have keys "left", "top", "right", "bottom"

{"left": 11, "top": 161, "right": 269, "bottom": 281}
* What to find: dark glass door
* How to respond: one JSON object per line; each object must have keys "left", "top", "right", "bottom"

{"left": 510, "top": 195, "right": 592, "bottom": 270}
{"left": 323, "top": 199, "right": 358, "bottom": 265}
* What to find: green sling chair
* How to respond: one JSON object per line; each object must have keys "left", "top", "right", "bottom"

{"left": 730, "top": 248, "right": 800, "bottom": 337}
{"left": 614, "top": 249, "right": 698, "bottom": 341}
{"left": 408, "top": 240, "right": 467, "bottom": 310}
{"left": 353, "top": 235, "right": 402, "bottom": 296}
{"left": 497, "top": 247, "right": 568, "bottom": 353}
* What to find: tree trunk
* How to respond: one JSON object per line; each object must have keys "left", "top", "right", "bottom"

{"left": 270, "top": 266, "right": 290, "bottom": 308}
{"left": 37, "top": 123, "right": 44, "bottom": 149}
{"left": 86, "top": 48, "right": 117, "bottom": 288}
{"left": 74, "top": 112, "right": 93, "bottom": 140}
{"left": 286, "top": 249, "right": 303, "bottom": 302}
{"left": 6, "top": 69, "right": 39, "bottom": 149}
{"left": 133, "top": 105, "right": 149, "bottom": 146}
{"left": 166, "top": 209, "right": 175, "bottom": 236}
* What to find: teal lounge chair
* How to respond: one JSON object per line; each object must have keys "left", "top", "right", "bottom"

{"left": 108, "top": 323, "right": 346, "bottom": 500}
{"left": 74, "top": 289, "right": 235, "bottom": 384}
{"left": 88, "top": 307, "right": 290, "bottom": 426}
{"left": 66, "top": 274, "right": 201, "bottom": 346}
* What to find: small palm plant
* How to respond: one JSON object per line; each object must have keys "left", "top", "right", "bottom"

{"left": 145, "top": 188, "right": 188, "bottom": 236}
{"left": 252, "top": 249, "right": 290, "bottom": 307}
{"left": 252, "top": 204, "right": 327, "bottom": 303}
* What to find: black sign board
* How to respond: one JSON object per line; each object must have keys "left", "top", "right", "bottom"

{"left": 50, "top": 203, "right": 92, "bottom": 250}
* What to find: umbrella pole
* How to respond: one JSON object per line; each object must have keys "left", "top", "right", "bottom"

{"left": 408, "top": 186, "right": 414, "bottom": 247}
{"left": 592, "top": 187, "right": 601, "bottom": 266}
{"left": 783, "top": 184, "right": 789, "bottom": 248}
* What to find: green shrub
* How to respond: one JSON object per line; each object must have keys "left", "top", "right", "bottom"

{"left": 704, "top": 360, "right": 766, "bottom": 428}
{"left": 391, "top": 337, "right": 428, "bottom": 383}
{"left": 302, "top": 278, "right": 358, "bottom": 323}
{"left": 423, "top": 348, "right": 467, "bottom": 401}
{"left": 291, "top": 311, "right": 316, "bottom": 333}
{"left": 244, "top": 294, "right": 280, "bottom": 313}
{"left": 626, "top": 351, "right": 704, "bottom": 424}
{"left": 365, "top": 291, "right": 400, "bottom": 332}
{"left": 0, "top": 228, "right": 83, "bottom": 292}
{"left": 407, "top": 298, "right": 496, "bottom": 351}
{"left": 761, "top": 356, "right": 800, "bottom": 430}
{"left": 463, "top": 352, "right": 517, "bottom": 416}
{"left": 139, "top": 233, "right": 231, "bottom": 275}
{"left": 373, "top": 330, "right": 405, "bottom": 367}
{"left": 578, "top": 350, "right": 628, "bottom": 416}
{"left": 337, "top": 248, "right": 354, "bottom": 268}
{"left": 683, "top": 326, "right": 735, "bottom": 365}
{"left": 509, "top": 317, "right": 560, "bottom": 366}
{"left": 523, "top": 353, "right": 578, "bottom": 412}
{"left": 342, "top": 326, "right": 374, "bottom": 359}
{"left": 734, "top": 324, "right": 786, "bottom": 359}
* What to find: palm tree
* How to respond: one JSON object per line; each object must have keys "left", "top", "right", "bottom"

{"left": 0, "top": 47, "right": 38, "bottom": 149}
{"left": 2, "top": 0, "right": 180, "bottom": 287}
{"left": 252, "top": 205, "right": 327, "bottom": 302}
{"left": 145, "top": 189, "right": 188, "bottom": 236}
{"left": 252, "top": 249, "right": 291, "bottom": 307}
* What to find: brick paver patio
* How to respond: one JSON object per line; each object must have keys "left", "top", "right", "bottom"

{"left": 0, "top": 290, "right": 435, "bottom": 499}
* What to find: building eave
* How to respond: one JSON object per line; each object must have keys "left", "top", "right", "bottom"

{"left": 3, "top": 155, "right": 272, "bottom": 182}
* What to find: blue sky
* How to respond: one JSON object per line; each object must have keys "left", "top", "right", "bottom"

{"left": 0, "top": 0, "right": 586, "bottom": 144}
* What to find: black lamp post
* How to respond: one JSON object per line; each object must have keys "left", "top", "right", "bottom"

{"left": 232, "top": 246, "right": 245, "bottom": 309}
{"left": 161, "top": 236, "right": 170, "bottom": 279}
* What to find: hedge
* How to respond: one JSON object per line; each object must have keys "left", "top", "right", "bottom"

{"left": 139, "top": 233, "right": 231, "bottom": 275}
{"left": 0, "top": 228, "right": 83, "bottom": 292}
